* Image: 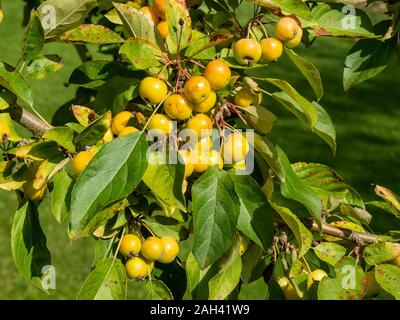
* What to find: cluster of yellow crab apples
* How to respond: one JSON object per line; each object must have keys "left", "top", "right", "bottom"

{"left": 70, "top": 57, "right": 252, "bottom": 180}
{"left": 10, "top": 4, "right": 304, "bottom": 203}
{"left": 119, "top": 234, "right": 179, "bottom": 279}
{"left": 138, "top": 1, "right": 303, "bottom": 63}
{"left": 234, "top": 16, "right": 303, "bottom": 65}
{"left": 67, "top": 15, "right": 304, "bottom": 182}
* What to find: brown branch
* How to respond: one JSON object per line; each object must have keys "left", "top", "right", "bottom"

{"left": 307, "top": 221, "right": 378, "bottom": 245}
{"left": 7, "top": 106, "right": 53, "bottom": 136}
{"left": 275, "top": 218, "right": 379, "bottom": 246}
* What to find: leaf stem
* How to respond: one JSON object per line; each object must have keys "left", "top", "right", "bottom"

{"left": 177, "top": 19, "right": 185, "bottom": 60}
{"left": 301, "top": 256, "right": 312, "bottom": 274}
{"left": 113, "top": 227, "right": 126, "bottom": 261}
{"left": 254, "top": 19, "right": 269, "bottom": 38}
{"left": 141, "top": 221, "right": 156, "bottom": 237}
{"left": 105, "top": 234, "right": 118, "bottom": 259}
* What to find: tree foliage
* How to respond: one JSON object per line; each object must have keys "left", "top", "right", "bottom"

{"left": 0, "top": 0, "right": 399, "bottom": 300}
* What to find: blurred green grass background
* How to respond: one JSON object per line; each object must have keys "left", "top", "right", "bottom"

{"left": 0, "top": 0, "right": 399, "bottom": 299}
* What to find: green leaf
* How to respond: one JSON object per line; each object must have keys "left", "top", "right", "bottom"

{"left": 312, "top": 101, "right": 337, "bottom": 155}
{"left": 59, "top": 24, "right": 125, "bottom": 44}
{"left": 0, "top": 160, "right": 15, "bottom": 179}
{"left": 285, "top": 48, "right": 323, "bottom": 101}
{"left": 251, "top": 133, "right": 282, "bottom": 179}
{"left": 12, "top": 141, "right": 60, "bottom": 161}
{"left": 367, "top": 201, "right": 400, "bottom": 219}
{"left": 289, "top": 259, "right": 304, "bottom": 278}
{"left": 0, "top": 165, "right": 30, "bottom": 191}
{"left": 144, "top": 213, "right": 185, "bottom": 240}
{"left": 11, "top": 200, "right": 51, "bottom": 290}
{"left": 69, "top": 60, "right": 142, "bottom": 89}
{"left": 51, "top": 171, "right": 73, "bottom": 224}
{"left": 92, "top": 239, "right": 113, "bottom": 267}
{"left": 185, "top": 30, "right": 211, "bottom": 57}
{"left": 119, "top": 38, "right": 163, "bottom": 70}
{"left": 33, "top": 152, "right": 67, "bottom": 189}
{"left": 318, "top": 257, "right": 366, "bottom": 300}
{"left": 230, "top": 173, "right": 273, "bottom": 249}
{"left": 240, "top": 105, "right": 277, "bottom": 135}
{"left": 0, "top": 88, "right": 16, "bottom": 110}
{"left": 145, "top": 279, "right": 173, "bottom": 300}
{"left": 192, "top": 166, "right": 240, "bottom": 269}
{"left": 276, "top": 146, "right": 322, "bottom": 224}
{"left": 70, "top": 132, "right": 148, "bottom": 238}
{"left": 113, "top": 2, "right": 161, "bottom": 46}
{"left": 248, "top": 0, "right": 312, "bottom": 20}
{"left": 0, "top": 62, "right": 33, "bottom": 109}
{"left": 183, "top": 252, "right": 211, "bottom": 299}
{"left": 94, "top": 77, "right": 139, "bottom": 114}
{"left": 269, "top": 90, "right": 305, "bottom": 123}
{"left": 339, "top": 204, "right": 371, "bottom": 225}
{"left": 292, "top": 163, "right": 350, "bottom": 206}
{"left": 38, "top": 0, "right": 97, "bottom": 41}
{"left": 80, "top": 200, "right": 127, "bottom": 238}
{"left": 240, "top": 244, "right": 266, "bottom": 284}
{"left": 185, "top": 30, "right": 227, "bottom": 59}
{"left": 22, "top": 10, "right": 44, "bottom": 61}
{"left": 43, "top": 126, "right": 75, "bottom": 152}
{"left": 105, "top": 8, "right": 122, "bottom": 25}
{"left": 238, "top": 277, "right": 269, "bottom": 300}
{"left": 165, "top": 0, "right": 192, "bottom": 54}
{"left": 343, "top": 38, "right": 397, "bottom": 92}
{"left": 142, "top": 152, "right": 186, "bottom": 212}
{"left": 235, "top": 0, "right": 257, "bottom": 28}
{"left": 66, "top": 122, "right": 85, "bottom": 133}
{"left": 24, "top": 55, "right": 64, "bottom": 80}
{"left": 310, "top": 3, "right": 377, "bottom": 38}
{"left": 344, "top": 187, "right": 365, "bottom": 209}
{"left": 270, "top": 203, "right": 313, "bottom": 258}
{"left": 74, "top": 111, "right": 112, "bottom": 147}
{"left": 71, "top": 105, "right": 97, "bottom": 126}
{"left": 208, "top": 236, "right": 242, "bottom": 300}
{"left": 272, "top": 90, "right": 336, "bottom": 154}
{"left": 374, "top": 185, "right": 400, "bottom": 215}
{"left": 265, "top": 78, "right": 318, "bottom": 128}
{"left": 77, "top": 258, "right": 126, "bottom": 300}
{"left": 314, "top": 242, "right": 347, "bottom": 266}
{"left": 363, "top": 242, "right": 400, "bottom": 265}
{"left": 375, "top": 264, "right": 400, "bottom": 299}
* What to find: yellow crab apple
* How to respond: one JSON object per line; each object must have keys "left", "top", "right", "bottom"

{"left": 260, "top": 38, "right": 283, "bottom": 62}
{"left": 163, "top": 94, "right": 193, "bottom": 120}
{"left": 183, "top": 76, "right": 211, "bottom": 104}
{"left": 203, "top": 60, "right": 231, "bottom": 90}
{"left": 139, "top": 77, "right": 168, "bottom": 105}
{"left": 275, "top": 17, "right": 299, "bottom": 42}
{"left": 233, "top": 39, "right": 262, "bottom": 66}
{"left": 186, "top": 114, "right": 213, "bottom": 138}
